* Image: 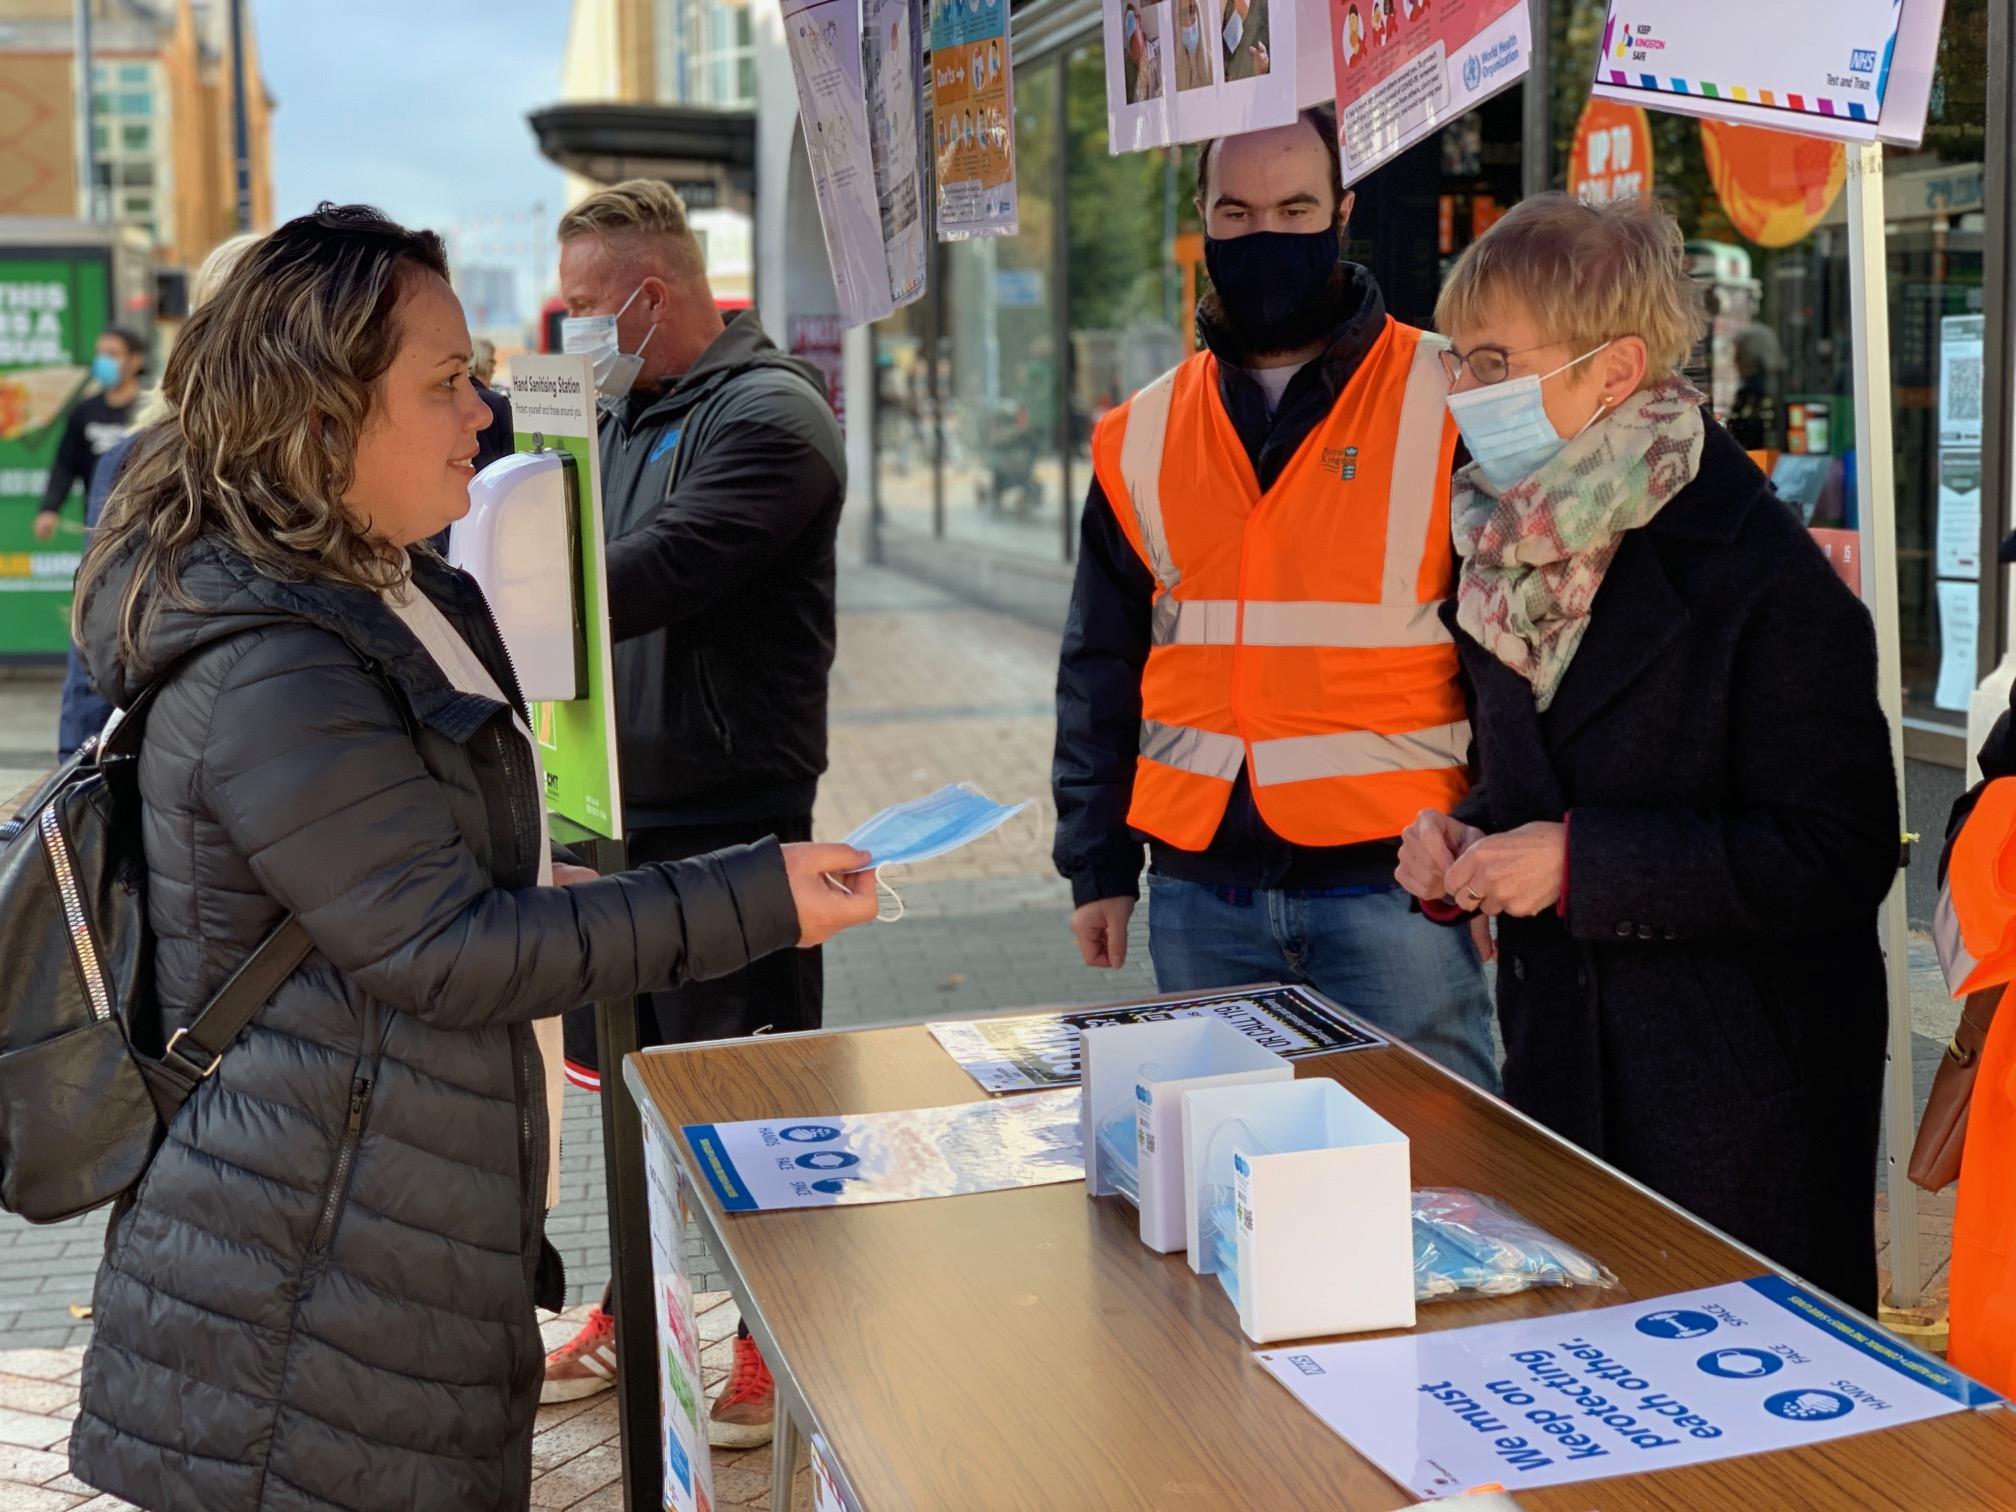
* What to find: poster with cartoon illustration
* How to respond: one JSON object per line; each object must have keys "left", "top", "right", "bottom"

{"left": 931, "top": 0, "right": 1019, "bottom": 238}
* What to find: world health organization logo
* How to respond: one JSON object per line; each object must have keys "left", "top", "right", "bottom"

{"left": 1463, "top": 53, "right": 1482, "bottom": 90}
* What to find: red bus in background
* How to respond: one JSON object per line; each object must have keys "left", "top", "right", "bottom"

{"left": 535, "top": 294, "right": 755, "bottom": 354}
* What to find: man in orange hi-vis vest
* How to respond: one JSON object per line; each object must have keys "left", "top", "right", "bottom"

{"left": 1052, "top": 105, "right": 1494, "bottom": 1088}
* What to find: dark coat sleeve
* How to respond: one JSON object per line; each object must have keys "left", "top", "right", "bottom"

{"left": 603, "top": 418, "right": 840, "bottom": 641}
{"left": 196, "top": 626, "right": 801, "bottom": 1026}
{"left": 1564, "top": 564, "right": 1900, "bottom": 940}
{"left": 1052, "top": 477, "right": 1155, "bottom": 905}
{"left": 37, "top": 405, "right": 94, "bottom": 516}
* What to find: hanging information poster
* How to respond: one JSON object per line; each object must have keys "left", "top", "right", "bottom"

{"left": 1331, "top": 0, "right": 1531, "bottom": 188}
{"left": 929, "top": 985, "right": 1384, "bottom": 1094}
{"left": 644, "top": 1125, "right": 716, "bottom": 1512}
{"left": 1257, "top": 1276, "right": 1999, "bottom": 1501}
{"left": 932, "top": 0, "right": 1019, "bottom": 239}
{"left": 1590, "top": 0, "right": 1948, "bottom": 149}
{"left": 685, "top": 1089, "right": 1083, "bottom": 1212}
{"left": 509, "top": 355, "right": 622, "bottom": 840}
{"left": 1103, "top": 0, "right": 1298, "bottom": 155}
{"left": 786, "top": 0, "right": 902, "bottom": 326}
{"left": 866, "top": 0, "right": 930, "bottom": 305}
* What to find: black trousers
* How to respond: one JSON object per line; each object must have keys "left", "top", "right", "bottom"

{"left": 562, "top": 814, "right": 822, "bottom": 1076}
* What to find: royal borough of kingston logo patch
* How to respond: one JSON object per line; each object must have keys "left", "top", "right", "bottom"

{"left": 1321, "top": 445, "right": 1360, "bottom": 482}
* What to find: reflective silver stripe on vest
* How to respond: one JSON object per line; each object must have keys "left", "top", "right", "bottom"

{"left": 1152, "top": 598, "right": 1240, "bottom": 645}
{"left": 1117, "top": 368, "right": 1183, "bottom": 592}
{"left": 1249, "top": 721, "right": 1471, "bottom": 787}
{"left": 1139, "top": 719, "right": 1246, "bottom": 781}
{"left": 1239, "top": 600, "right": 1451, "bottom": 648}
{"left": 1382, "top": 332, "right": 1454, "bottom": 604}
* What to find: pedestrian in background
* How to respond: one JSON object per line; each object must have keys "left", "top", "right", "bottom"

{"left": 63, "top": 202, "right": 876, "bottom": 1512}
{"left": 1054, "top": 108, "right": 1497, "bottom": 1089}
{"left": 33, "top": 325, "right": 146, "bottom": 546}
{"left": 545, "top": 179, "right": 846, "bottom": 1443}
{"left": 56, "top": 233, "right": 262, "bottom": 760}
{"left": 1397, "top": 193, "right": 1898, "bottom": 1310}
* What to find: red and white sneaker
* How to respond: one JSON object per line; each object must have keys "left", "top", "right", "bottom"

{"left": 707, "top": 1333, "right": 775, "bottom": 1448}
{"left": 541, "top": 1307, "right": 618, "bottom": 1404}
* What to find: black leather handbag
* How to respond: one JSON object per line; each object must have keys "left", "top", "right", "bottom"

{"left": 0, "top": 675, "right": 310, "bottom": 1223}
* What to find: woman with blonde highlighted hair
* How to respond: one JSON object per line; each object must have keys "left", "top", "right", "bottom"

{"left": 1396, "top": 192, "right": 1899, "bottom": 1309}
{"left": 64, "top": 204, "right": 876, "bottom": 1510}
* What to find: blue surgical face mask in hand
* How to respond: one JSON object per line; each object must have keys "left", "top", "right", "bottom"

{"left": 1444, "top": 341, "right": 1612, "bottom": 491}
{"left": 841, "top": 783, "right": 1030, "bottom": 871}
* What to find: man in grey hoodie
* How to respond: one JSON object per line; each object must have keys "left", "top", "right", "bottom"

{"left": 545, "top": 179, "right": 846, "bottom": 1443}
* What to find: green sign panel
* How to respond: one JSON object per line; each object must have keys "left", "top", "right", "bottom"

{"left": 508, "top": 355, "right": 623, "bottom": 840}
{"left": 0, "top": 252, "right": 111, "bottom": 659}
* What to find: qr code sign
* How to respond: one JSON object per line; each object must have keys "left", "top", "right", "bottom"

{"left": 1948, "top": 354, "right": 1983, "bottom": 424}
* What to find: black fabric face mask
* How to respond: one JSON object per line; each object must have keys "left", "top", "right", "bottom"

{"left": 1202, "top": 225, "right": 1343, "bottom": 354}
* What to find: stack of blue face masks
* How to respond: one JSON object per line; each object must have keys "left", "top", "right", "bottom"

{"left": 1096, "top": 1111, "right": 1141, "bottom": 1208}
{"left": 1202, "top": 1187, "right": 1240, "bottom": 1308}
{"left": 1412, "top": 1188, "right": 1615, "bottom": 1301}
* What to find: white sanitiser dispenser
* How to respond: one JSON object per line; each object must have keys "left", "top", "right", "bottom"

{"left": 449, "top": 446, "right": 586, "bottom": 702}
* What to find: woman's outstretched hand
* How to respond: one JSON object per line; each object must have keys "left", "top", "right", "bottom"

{"left": 783, "top": 843, "right": 879, "bottom": 946}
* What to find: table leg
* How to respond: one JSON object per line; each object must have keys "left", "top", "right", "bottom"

{"left": 771, "top": 1399, "right": 805, "bottom": 1512}
{"left": 577, "top": 836, "right": 660, "bottom": 1510}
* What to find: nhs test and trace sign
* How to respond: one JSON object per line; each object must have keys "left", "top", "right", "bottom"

{"left": 1591, "top": 0, "right": 1946, "bottom": 148}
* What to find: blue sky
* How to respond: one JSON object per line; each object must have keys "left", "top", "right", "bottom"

{"left": 260, "top": 2, "right": 572, "bottom": 315}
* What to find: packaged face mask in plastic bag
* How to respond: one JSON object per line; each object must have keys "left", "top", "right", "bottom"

{"left": 1411, "top": 1188, "right": 1616, "bottom": 1301}
{"left": 1096, "top": 1111, "right": 1141, "bottom": 1208}
{"left": 842, "top": 783, "right": 1030, "bottom": 871}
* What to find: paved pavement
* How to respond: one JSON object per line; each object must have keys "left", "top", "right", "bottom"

{"left": 0, "top": 558, "right": 1975, "bottom": 1505}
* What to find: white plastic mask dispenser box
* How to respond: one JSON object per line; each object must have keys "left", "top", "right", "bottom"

{"left": 1079, "top": 1018, "right": 1291, "bottom": 1254}
{"left": 1181, "top": 1078, "right": 1413, "bottom": 1344}
{"left": 449, "top": 447, "right": 586, "bottom": 702}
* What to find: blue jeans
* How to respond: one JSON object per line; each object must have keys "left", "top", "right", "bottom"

{"left": 1146, "top": 875, "right": 1499, "bottom": 1092}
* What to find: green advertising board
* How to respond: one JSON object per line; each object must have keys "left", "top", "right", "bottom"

{"left": 0, "top": 250, "right": 112, "bottom": 660}
{"left": 506, "top": 355, "right": 623, "bottom": 840}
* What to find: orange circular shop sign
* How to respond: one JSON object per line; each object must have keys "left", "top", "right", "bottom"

{"left": 1571, "top": 98, "right": 1652, "bottom": 205}
{"left": 1699, "top": 119, "right": 1848, "bottom": 249}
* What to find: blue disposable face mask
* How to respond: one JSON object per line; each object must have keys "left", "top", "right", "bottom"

{"left": 91, "top": 353, "right": 124, "bottom": 388}
{"left": 1182, "top": 22, "right": 1201, "bottom": 51}
{"left": 560, "top": 285, "right": 656, "bottom": 397}
{"left": 1444, "top": 342, "right": 1612, "bottom": 491}
{"left": 1124, "top": 9, "right": 1138, "bottom": 44}
{"left": 843, "top": 783, "right": 1029, "bottom": 871}
{"left": 1222, "top": 9, "right": 1243, "bottom": 52}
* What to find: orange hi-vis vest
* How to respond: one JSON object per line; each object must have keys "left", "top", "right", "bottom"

{"left": 1089, "top": 317, "right": 1469, "bottom": 851}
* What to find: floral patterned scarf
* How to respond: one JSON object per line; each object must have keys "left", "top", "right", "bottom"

{"left": 1452, "top": 375, "right": 1707, "bottom": 710}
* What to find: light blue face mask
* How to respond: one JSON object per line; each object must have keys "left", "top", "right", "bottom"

{"left": 1444, "top": 341, "right": 1612, "bottom": 491}
{"left": 1222, "top": 8, "right": 1243, "bottom": 53}
{"left": 842, "top": 783, "right": 1029, "bottom": 871}
{"left": 91, "top": 353, "right": 124, "bottom": 388}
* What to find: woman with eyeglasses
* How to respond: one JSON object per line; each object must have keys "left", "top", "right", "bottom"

{"left": 1395, "top": 193, "right": 1898, "bottom": 1311}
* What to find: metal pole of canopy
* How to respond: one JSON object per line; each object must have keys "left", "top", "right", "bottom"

{"left": 1846, "top": 141, "right": 1922, "bottom": 1311}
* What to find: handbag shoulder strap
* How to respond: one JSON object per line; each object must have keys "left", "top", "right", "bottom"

{"left": 157, "top": 917, "right": 313, "bottom": 1084}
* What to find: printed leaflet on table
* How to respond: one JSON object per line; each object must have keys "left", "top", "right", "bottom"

{"left": 931, "top": 0, "right": 1019, "bottom": 238}
{"left": 1256, "top": 1276, "right": 1999, "bottom": 1500}
{"left": 1331, "top": 0, "right": 1530, "bottom": 188}
{"left": 929, "top": 984, "right": 1384, "bottom": 1094}
{"left": 686, "top": 1089, "right": 1083, "bottom": 1212}
{"left": 1589, "top": 0, "right": 1947, "bottom": 149}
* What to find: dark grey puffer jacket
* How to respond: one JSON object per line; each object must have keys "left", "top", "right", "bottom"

{"left": 67, "top": 538, "right": 800, "bottom": 1511}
